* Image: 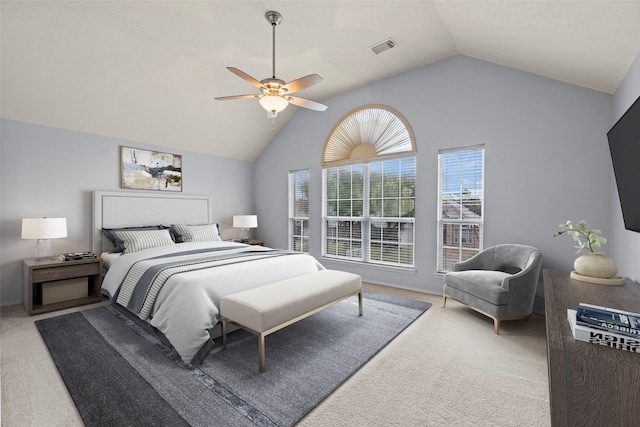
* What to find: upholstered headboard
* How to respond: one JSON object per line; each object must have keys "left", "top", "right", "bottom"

{"left": 93, "top": 190, "right": 213, "bottom": 254}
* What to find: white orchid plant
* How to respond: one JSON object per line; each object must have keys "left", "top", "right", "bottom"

{"left": 553, "top": 220, "right": 607, "bottom": 254}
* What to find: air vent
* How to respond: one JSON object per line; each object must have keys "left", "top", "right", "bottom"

{"left": 370, "top": 38, "right": 396, "bottom": 55}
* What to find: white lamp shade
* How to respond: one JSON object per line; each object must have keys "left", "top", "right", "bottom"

{"left": 21, "top": 218, "right": 67, "bottom": 239}
{"left": 233, "top": 215, "right": 258, "bottom": 229}
{"left": 259, "top": 95, "right": 289, "bottom": 113}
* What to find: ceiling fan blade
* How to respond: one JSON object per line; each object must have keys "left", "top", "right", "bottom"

{"left": 282, "top": 74, "right": 323, "bottom": 93}
{"left": 287, "top": 96, "right": 328, "bottom": 111}
{"left": 214, "top": 94, "right": 259, "bottom": 101}
{"left": 227, "top": 67, "right": 265, "bottom": 90}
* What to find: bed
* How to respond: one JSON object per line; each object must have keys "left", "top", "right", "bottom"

{"left": 94, "top": 191, "right": 325, "bottom": 365}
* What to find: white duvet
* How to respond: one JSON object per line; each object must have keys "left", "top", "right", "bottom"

{"left": 101, "top": 241, "right": 325, "bottom": 364}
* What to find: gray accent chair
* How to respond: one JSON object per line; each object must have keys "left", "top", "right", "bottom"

{"left": 442, "top": 244, "right": 543, "bottom": 334}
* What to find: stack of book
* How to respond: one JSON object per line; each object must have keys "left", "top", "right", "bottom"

{"left": 567, "top": 303, "right": 640, "bottom": 353}
{"left": 59, "top": 252, "right": 97, "bottom": 261}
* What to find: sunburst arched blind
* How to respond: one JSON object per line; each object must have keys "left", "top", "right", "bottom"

{"left": 322, "top": 104, "right": 416, "bottom": 167}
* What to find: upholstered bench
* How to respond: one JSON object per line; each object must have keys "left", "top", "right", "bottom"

{"left": 220, "top": 269, "right": 363, "bottom": 372}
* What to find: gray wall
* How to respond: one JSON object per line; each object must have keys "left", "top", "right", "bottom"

{"left": 1, "top": 54, "right": 621, "bottom": 306}
{"left": 0, "top": 119, "right": 255, "bottom": 305}
{"left": 254, "top": 55, "right": 613, "bottom": 299}
{"left": 609, "top": 52, "right": 640, "bottom": 282}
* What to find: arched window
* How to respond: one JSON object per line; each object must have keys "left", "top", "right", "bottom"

{"left": 322, "top": 104, "right": 416, "bottom": 166}
{"left": 321, "top": 105, "right": 417, "bottom": 267}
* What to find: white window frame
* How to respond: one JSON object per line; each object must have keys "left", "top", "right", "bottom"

{"left": 437, "top": 145, "right": 485, "bottom": 273}
{"left": 322, "top": 156, "right": 416, "bottom": 268}
{"left": 288, "top": 169, "right": 310, "bottom": 253}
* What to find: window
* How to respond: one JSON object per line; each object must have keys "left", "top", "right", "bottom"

{"left": 369, "top": 157, "right": 415, "bottom": 266}
{"left": 322, "top": 158, "right": 415, "bottom": 267}
{"left": 288, "top": 169, "right": 310, "bottom": 252}
{"left": 437, "top": 145, "right": 484, "bottom": 272}
{"left": 321, "top": 105, "right": 416, "bottom": 268}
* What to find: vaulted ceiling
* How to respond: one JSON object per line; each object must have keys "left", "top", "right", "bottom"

{"left": 2, "top": 1, "right": 640, "bottom": 162}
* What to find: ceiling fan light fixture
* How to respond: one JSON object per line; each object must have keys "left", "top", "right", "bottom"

{"left": 259, "top": 95, "right": 289, "bottom": 113}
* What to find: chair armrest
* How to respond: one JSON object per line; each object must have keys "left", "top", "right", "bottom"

{"left": 500, "top": 251, "right": 543, "bottom": 290}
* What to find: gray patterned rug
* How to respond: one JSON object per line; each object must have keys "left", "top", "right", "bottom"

{"left": 36, "top": 292, "right": 431, "bottom": 427}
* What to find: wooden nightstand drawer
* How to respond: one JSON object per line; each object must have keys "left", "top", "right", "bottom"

{"left": 32, "top": 263, "right": 100, "bottom": 283}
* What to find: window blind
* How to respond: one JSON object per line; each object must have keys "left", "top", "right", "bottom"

{"left": 322, "top": 157, "right": 416, "bottom": 267}
{"left": 437, "top": 145, "right": 484, "bottom": 272}
{"left": 288, "top": 169, "right": 310, "bottom": 253}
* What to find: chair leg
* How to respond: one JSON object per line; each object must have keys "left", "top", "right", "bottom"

{"left": 494, "top": 318, "right": 500, "bottom": 335}
{"left": 442, "top": 294, "right": 447, "bottom": 308}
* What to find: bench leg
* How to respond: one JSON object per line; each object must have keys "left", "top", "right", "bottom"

{"left": 358, "top": 291, "right": 363, "bottom": 316}
{"left": 221, "top": 318, "right": 227, "bottom": 350}
{"left": 259, "top": 333, "right": 266, "bottom": 373}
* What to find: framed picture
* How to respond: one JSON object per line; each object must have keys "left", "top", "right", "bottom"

{"left": 120, "top": 146, "right": 182, "bottom": 192}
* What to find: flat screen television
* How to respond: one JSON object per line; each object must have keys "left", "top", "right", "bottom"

{"left": 608, "top": 95, "right": 640, "bottom": 232}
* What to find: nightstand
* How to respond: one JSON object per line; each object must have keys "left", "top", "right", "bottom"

{"left": 23, "top": 257, "right": 103, "bottom": 315}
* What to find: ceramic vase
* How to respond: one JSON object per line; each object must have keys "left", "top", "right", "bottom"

{"left": 573, "top": 252, "right": 618, "bottom": 279}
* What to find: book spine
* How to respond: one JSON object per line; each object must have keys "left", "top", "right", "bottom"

{"left": 568, "top": 309, "right": 640, "bottom": 353}
{"left": 576, "top": 303, "right": 640, "bottom": 339}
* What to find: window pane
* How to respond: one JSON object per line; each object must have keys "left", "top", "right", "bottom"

{"left": 294, "top": 171, "right": 309, "bottom": 216}
{"left": 338, "top": 200, "right": 351, "bottom": 216}
{"left": 353, "top": 168, "right": 364, "bottom": 198}
{"left": 400, "top": 222, "right": 414, "bottom": 244}
{"left": 289, "top": 169, "right": 310, "bottom": 253}
{"left": 327, "top": 200, "right": 338, "bottom": 216}
{"left": 338, "top": 167, "right": 352, "bottom": 199}
{"left": 327, "top": 169, "right": 338, "bottom": 199}
{"left": 370, "top": 242, "right": 383, "bottom": 261}
{"left": 323, "top": 156, "right": 415, "bottom": 268}
{"left": 383, "top": 198, "right": 399, "bottom": 217}
{"left": 352, "top": 199, "right": 363, "bottom": 216}
{"left": 371, "top": 220, "right": 383, "bottom": 240}
{"left": 293, "top": 219, "right": 309, "bottom": 237}
{"left": 369, "top": 220, "right": 414, "bottom": 266}
{"left": 370, "top": 199, "right": 382, "bottom": 217}
{"left": 400, "top": 198, "right": 414, "bottom": 218}
{"left": 337, "top": 221, "right": 352, "bottom": 238}
{"left": 437, "top": 146, "right": 484, "bottom": 272}
{"left": 370, "top": 172, "right": 382, "bottom": 198}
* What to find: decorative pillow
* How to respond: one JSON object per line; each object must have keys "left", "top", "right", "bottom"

{"left": 170, "top": 224, "right": 221, "bottom": 243}
{"left": 102, "top": 225, "right": 165, "bottom": 253}
{"left": 112, "top": 229, "right": 175, "bottom": 254}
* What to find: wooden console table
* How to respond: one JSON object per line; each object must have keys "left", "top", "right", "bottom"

{"left": 544, "top": 270, "right": 640, "bottom": 426}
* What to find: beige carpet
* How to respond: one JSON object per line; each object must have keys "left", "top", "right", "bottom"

{"left": 1, "top": 283, "right": 550, "bottom": 426}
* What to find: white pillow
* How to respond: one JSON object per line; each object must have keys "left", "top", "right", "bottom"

{"left": 113, "top": 229, "right": 175, "bottom": 253}
{"left": 171, "top": 224, "right": 221, "bottom": 242}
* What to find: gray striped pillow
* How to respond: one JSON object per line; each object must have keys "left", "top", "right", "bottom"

{"left": 113, "top": 229, "right": 175, "bottom": 253}
{"left": 171, "top": 224, "right": 221, "bottom": 242}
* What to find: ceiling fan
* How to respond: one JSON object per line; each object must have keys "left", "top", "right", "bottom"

{"left": 215, "top": 11, "right": 327, "bottom": 116}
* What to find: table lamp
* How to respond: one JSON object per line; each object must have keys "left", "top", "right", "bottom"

{"left": 233, "top": 215, "right": 258, "bottom": 242}
{"left": 22, "top": 217, "right": 67, "bottom": 261}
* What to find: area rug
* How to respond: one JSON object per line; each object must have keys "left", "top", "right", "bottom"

{"left": 36, "top": 292, "right": 431, "bottom": 427}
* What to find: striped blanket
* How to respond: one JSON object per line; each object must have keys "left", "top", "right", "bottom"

{"left": 116, "top": 246, "right": 297, "bottom": 320}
